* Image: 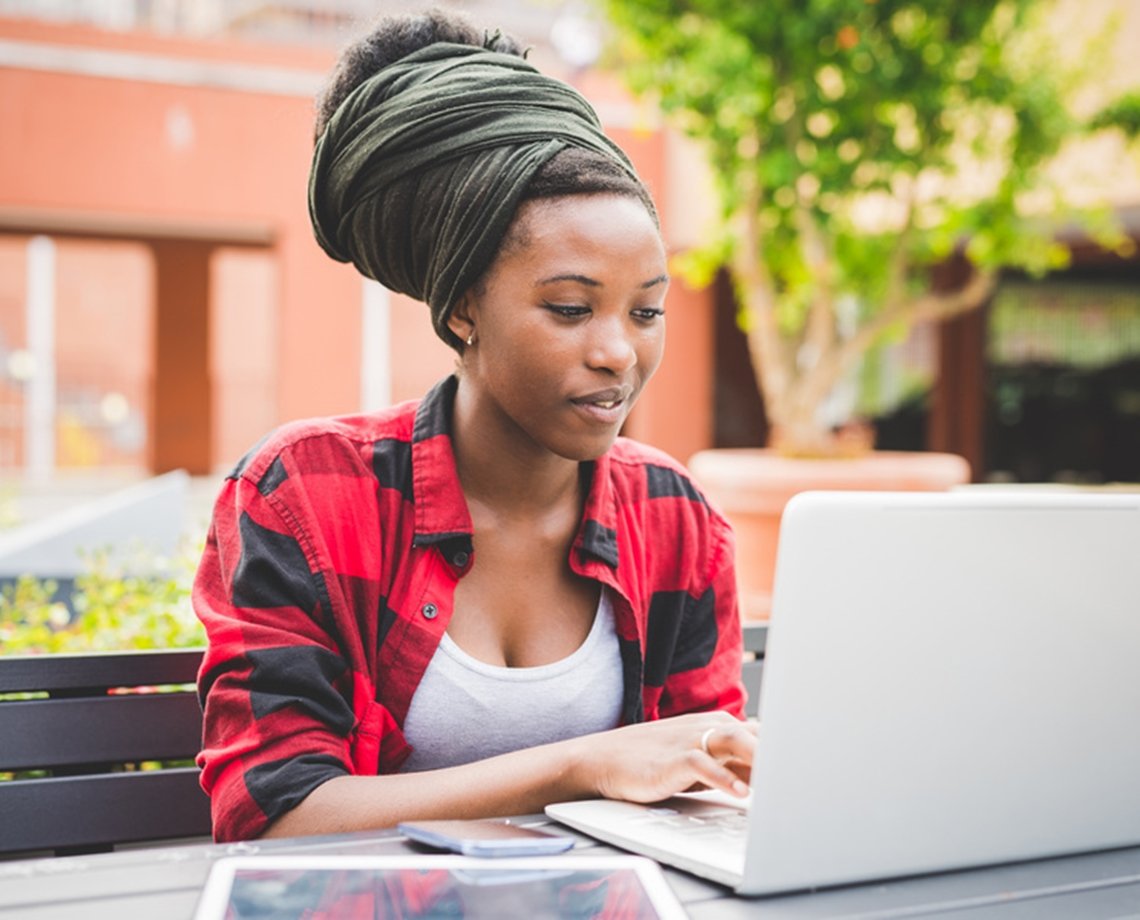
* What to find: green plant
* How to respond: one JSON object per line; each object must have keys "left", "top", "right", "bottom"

{"left": 0, "top": 544, "right": 204, "bottom": 655}
{"left": 601, "top": 0, "right": 1138, "bottom": 455}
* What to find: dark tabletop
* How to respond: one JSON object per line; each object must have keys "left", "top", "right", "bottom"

{"left": 3, "top": 817, "right": 1140, "bottom": 919}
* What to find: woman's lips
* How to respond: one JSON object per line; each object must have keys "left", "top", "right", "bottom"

{"left": 570, "top": 387, "right": 631, "bottom": 424}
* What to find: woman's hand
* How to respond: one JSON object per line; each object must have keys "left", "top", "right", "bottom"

{"left": 573, "top": 712, "right": 758, "bottom": 804}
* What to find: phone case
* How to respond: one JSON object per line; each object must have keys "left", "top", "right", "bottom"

{"left": 398, "top": 821, "right": 575, "bottom": 858}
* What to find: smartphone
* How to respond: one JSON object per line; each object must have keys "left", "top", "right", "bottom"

{"left": 397, "top": 819, "right": 575, "bottom": 857}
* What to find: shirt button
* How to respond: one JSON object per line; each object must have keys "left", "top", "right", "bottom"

{"left": 452, "top": 551, "right": 469, "bottom": 567}
{"left": 421, "top": 603, "right": 438, "bottom": 620}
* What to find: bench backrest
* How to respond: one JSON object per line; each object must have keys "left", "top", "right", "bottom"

{"left": 742, "top": 623, "right": 766, "bottom": 718}
{"left": 0, "top": 648, "right": 211, "bottom": 858}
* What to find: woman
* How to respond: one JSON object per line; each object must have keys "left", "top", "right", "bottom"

{"left": 194, "top": 9, "right": 755, "bottom": 843}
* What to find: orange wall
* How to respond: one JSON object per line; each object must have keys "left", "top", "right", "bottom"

{"left": 0, "top": 235, "right": 153, "bottom": 469}
{"left": 0, "top": 18, "right": 360, "bottom": 444}
{"left": 623, "top": 276, "right": 715, "bottom": 465}
{"left": 211, "top": 249, "right": 280, "bottom": 466}
{"left": 0, "top": 18, "right": 714, "bottom": 471}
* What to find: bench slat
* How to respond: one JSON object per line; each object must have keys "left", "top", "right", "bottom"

{"left": 0, "top": 648, "right": 204, "bottom": 694}
{"left": 0, "top": 692, "right": 203, "bottom": 771}
{"left": 0, "top": 768, "right": 212, "bottom": 855}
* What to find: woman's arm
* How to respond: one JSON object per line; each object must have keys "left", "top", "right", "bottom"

{"left": 263, "top": 711, "right": 756, "bottom": 838}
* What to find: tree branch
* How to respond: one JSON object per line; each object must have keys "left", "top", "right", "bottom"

{"left": 881, "top": 184, "right": 918, "bottom": 316}
{"left": 837, "top": 267, "right": 999, "bottom": 370}
{"left": 733, "top": 147, "right": 792, "bottom": 427}
{"left": 794, "top": 202, "right": 836, "bottom": 373}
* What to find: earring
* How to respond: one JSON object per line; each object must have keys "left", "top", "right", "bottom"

{"left": 466, "top": 332, "right": 475, "bottom": 347}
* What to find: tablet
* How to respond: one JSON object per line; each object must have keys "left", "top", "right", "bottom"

{"left": 193, "top": 853, "right": 687, "bottom": 919}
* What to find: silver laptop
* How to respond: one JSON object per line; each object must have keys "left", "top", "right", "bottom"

{"left": 546, "top": 489, "right": 1140, "bottom": 895}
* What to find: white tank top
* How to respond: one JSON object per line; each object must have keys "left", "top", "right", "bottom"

{"left": 400, "top": 589, "right": 624, "bottom": 772}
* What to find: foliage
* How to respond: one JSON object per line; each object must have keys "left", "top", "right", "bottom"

{"left": 0, "top": 545, "right": 204, "bottom": 655}
{"left": 1089, "top": 90, "right": 1140, "bottom": 137}
{"left": 600, "top": 0, "right": 1137, "bottom": 453}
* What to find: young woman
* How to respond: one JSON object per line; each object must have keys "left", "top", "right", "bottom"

{"left": 194, "top": 10, "right": 755, "bottom": 843}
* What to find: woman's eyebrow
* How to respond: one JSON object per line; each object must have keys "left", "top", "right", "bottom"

{"left": 536, "top": 273, "right": 600, "bottom": 287}
{"left": 535, "top": 272, "right": 671, "bottom": 288}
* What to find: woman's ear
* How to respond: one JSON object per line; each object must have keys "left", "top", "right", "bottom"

{"left": 447, "top": 291, "right": 477, "bottom": 348}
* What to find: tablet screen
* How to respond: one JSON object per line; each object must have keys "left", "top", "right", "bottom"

{"left": 194, "top": 854, "right": 686, "bottom": 920}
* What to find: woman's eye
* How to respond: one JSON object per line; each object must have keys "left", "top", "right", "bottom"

{"left": 543, "top": 302, "right": 590, "bottom": 318}
{"left": 632, "top": 306, "right": 666, "bottom": 321}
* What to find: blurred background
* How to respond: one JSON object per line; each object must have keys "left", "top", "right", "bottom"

{"left": 1, "top": 0, "right": 1138, "bottom": 513}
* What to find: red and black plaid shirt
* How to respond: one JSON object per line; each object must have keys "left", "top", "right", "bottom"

{"left": 195, "top": 375, "right": 745, "bottom": 841}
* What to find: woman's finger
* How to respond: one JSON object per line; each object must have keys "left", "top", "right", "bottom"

{"left": 686, "top": 749, "right": 750, "bottom": 798}
{"left": 700, "top": 722, "right": 758, "bottom": 765}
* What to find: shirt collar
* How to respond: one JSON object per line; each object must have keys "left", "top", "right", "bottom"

{"left": 574, "top": 455, "right": 620, "bottom": 569}
{"left": 411, "top": 376, "right": 472, "bottom": 547}
{"left": 409, "top": 375, "right": 620, "bottom": 571}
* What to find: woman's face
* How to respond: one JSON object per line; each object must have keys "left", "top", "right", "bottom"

{"left": 454, "top": 193, "right": 668, "bottom": 463}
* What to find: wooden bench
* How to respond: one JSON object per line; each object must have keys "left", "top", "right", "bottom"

{"left": 0, "top": 648, "right": 211, "bottom": 858}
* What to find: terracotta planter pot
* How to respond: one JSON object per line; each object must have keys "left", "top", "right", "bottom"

{"left": 687, "top": 449, "right": 972, "bottom": 621}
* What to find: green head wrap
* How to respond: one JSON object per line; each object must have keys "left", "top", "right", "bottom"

{"left": 308, "top": 42, "right": 640, "bottom": 349}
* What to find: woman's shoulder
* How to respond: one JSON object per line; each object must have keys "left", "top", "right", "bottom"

{"left": 604, "top": 438, "right": 723, "bottom": 521}
{"left": 227, "top": 397, "right": 421, "bottom": 487}
{"left": 602, "top": 439, "right": 735, "bottom": 592}
{"left": 605, "top": 436, "right": 688, "bottom": 470}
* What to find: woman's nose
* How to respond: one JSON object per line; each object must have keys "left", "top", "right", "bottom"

{"left": 585, "top": 318, "right": 637, "bottom": 373}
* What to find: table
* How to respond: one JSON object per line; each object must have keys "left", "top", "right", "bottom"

{"left": 4, "top": 818, "right": 1140, "bottom": 919}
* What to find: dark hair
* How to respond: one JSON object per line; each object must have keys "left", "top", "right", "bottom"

{"left": 315, "top": 8, "right": 657, "bottom": 224}
{"left": 315, "top": 9, "right": 526, "bottom": 140}
{"left": 523, "top": 148, "right": 656, "bottom": 221}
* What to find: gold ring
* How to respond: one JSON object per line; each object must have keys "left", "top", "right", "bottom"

{"left": 700, "top": 727, "right": 717, "bottom": 755}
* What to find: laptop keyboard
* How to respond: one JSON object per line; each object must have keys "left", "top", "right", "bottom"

{"left": 630, "top": 805, "right": 749, "bottom": 848}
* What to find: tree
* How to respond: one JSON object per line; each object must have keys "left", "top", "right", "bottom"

{"left": 601, "top": 0, "right": 1137, "bottom": 455}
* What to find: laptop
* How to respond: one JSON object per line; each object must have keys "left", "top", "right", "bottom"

{"left": 546, "top": 489, "right": 1140, "bottom": 895}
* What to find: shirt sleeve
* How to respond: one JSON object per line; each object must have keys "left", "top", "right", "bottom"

{"left": 656, "top": 506, "right": 747, "bottom": 721}
{"left": 194, "top": 466, "right": 356, "bottom": 842}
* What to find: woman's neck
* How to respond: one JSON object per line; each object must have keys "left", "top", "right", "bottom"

{"left": 450, "top": 379, "right": 583, "bottom": 516}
